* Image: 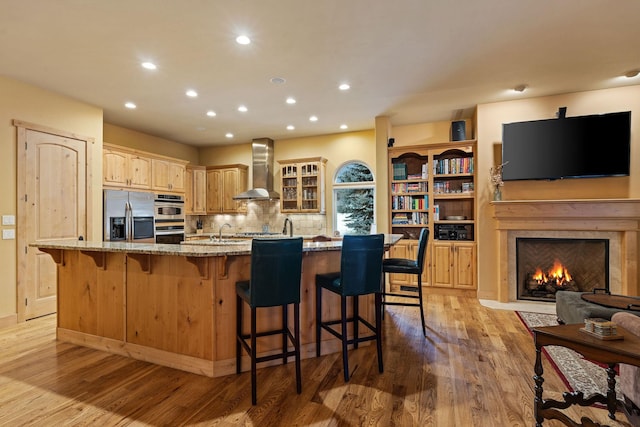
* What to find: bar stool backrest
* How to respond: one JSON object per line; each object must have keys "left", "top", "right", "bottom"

{"left": 416, "top": 228, "right": 430, "bottom": 271}
{"left": 339, "top": 234, "right": 385, "bottom": 296}
{"left": 250, "top": 238, "right": 304, "bottom": 307}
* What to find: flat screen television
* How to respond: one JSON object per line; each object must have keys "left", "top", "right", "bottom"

{"left": 501, "top": 111, "right": 631, "bottom": 181}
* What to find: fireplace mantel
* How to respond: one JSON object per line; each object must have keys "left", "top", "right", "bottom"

{"left": 492, "top": 199, "right": 640, "bottom": 302}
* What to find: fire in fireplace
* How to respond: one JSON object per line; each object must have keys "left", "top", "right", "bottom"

{"left": 516, "top": 238, "right": 609, "bottom": 302}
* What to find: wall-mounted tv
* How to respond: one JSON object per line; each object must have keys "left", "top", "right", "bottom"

{"left": 501, "top": 111, "right": 631, "bottom": 181}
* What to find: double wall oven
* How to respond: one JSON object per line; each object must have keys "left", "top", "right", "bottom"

{"left": 154, "top": 194, "right": 185, "bottom": 244}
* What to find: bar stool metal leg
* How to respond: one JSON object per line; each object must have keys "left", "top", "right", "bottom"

{"left": 341, "top": 294, "right": 349, "bottom": 382}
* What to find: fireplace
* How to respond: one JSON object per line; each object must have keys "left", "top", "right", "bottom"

{"left": 516, "top": 238, "right": 609, "bottom": 302}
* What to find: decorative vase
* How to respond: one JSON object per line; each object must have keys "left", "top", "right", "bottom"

{"left": 493, "top": 186, "right": 502, "bottom": 201}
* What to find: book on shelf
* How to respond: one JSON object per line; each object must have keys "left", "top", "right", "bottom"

{"left": 393, "top": 163, "right": 407, "bottom": 180}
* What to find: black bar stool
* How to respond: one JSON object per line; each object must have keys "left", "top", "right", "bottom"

{"left": 382, "top": 228, "right": 429, "bottom": 336}
{"left": 236, "top": 237, "right": 303, "bottom": 405}
{"left": 315, "top": 234, "right": 385, "bottom": 382}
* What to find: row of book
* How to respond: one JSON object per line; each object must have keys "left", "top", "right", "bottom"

{"left": 391, "top": 195, "right": 428, "bottom": 210}
{"left": 433, "top": 181, "right": 474, "bottom": 194}
{"left": 391, "top": 212, "right": 429, "bottom": 225}
{"left": 391, "top": 182, "right": 428, "bottom": 193}
{"left": 433, "top": 157, "right": 474, "bottom": 175}
{"left": 392, "top": 163, "right": 429, "bottom": 180}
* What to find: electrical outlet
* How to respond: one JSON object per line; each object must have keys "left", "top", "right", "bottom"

{"left": 2, "top": 229, "right": 15, "bottom": 240}
{"left": 2, "top": 215, "right": 15, "bottom": 226}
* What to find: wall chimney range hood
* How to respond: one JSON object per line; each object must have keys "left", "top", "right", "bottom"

{"left": 233, "top": 138, "right": 280, "bottom": 200}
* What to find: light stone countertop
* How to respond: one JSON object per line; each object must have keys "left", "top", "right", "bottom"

{"left": 31, "top": 235, "right": 402, "bottom": 258}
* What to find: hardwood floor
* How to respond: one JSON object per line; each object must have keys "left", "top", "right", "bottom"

{"left": 0, "top": 295, "right": 633, "bottom": 426}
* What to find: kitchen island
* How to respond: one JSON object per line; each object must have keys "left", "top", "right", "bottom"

{"left": 33, "top": 235, "right": 401, "bottom": 377}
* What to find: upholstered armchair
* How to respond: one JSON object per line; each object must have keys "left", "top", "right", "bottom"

{"left": 611, "top": 312, "right": 640, "bottom": 426}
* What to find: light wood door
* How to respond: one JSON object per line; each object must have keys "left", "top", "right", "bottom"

{"left": 432, "top": 242, "right": 453, "bottom": 287}
{"left": 17, "top": 126, "right": 89, "bottom": 321}
{"left": 222, "top": 168, "right": 240, "bottom": 212}
{"left": 453, "top": 243, "right": 476, "bottom": 289}
{"left": 192, "top": 167, "right": 207, "bottom": 214}
{"left": 206, "top": 169, "right": 222, "bottom": 213}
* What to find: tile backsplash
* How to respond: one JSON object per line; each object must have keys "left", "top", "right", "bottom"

{"left": 186, "top": 200, "right": 327, "bottom": 236}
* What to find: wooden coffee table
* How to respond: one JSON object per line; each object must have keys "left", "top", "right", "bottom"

{"left": 533, "top": 323, "right": 640, "bottom": 426}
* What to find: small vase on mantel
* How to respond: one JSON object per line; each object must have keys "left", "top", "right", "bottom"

{"left": 493, "top": 186, "right": 502, "bottom": 201}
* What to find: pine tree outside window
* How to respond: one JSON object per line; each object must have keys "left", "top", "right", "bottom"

{"left": 333, "top": 161, "right": 375, "bottom": 235}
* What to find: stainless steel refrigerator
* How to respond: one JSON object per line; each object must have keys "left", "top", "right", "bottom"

{"left": 103, "top": 189, "right": 155, "bottom": 243}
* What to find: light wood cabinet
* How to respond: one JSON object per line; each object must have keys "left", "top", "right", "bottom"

{"left": 278, "top": 157, "right": 326, "bottom": 213}
{"left": 103, "top": 146, "right": 152, "bottom": 189}
{"left": 103, "top": 143, "right": 188, "bottom": 194}
{"left": 152, "top": 158, "right": 186, "bottom": 193}
{"left": 185, "top": 165, "right": 207, "bottom": 215}
{"left": 206, "top": 164, "right": 248, "bottom": 214}
{"left": 388, "top": 137, "right": 477, "bottom": 290}
{"left": 431, "top": 241, "right": 476, "bottom": 289}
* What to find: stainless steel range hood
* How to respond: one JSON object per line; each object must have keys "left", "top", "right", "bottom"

{"left": 233, "top": 138, "right": 280, "bottom": 200}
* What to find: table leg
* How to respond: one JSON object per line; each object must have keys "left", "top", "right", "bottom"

{"left": 534, "top": 344, "right": 544, "bottom": 427}
{"left": 606, "top": 364, "right": 617, "bottom": 420}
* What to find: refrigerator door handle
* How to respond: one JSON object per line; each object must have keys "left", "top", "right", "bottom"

{"left": 125, "top": 201, "right": 132, "bottom": 242}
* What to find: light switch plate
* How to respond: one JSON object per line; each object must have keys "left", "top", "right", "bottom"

{"left": 2, "top": 215, "right": 15, "bottom": 226}
{"left": 2, "top": 229, "right": 16, "bottom": 240}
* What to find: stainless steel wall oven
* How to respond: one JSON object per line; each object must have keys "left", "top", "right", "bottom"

{"left": 154, "top": 194, "right": 185, "bottom": 244}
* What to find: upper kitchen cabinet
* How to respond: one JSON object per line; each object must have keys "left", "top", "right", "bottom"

{"left": 278, "top": 157, "right": 326, "bottom": 213}
{"left": 185, "top": 165, "right": 207, "bottom": 215}
{"left": 103, "top": 144, "right": 152, "bottom": 190}
{"left": 103, "top": 144, "right": 188, "bottom": 194}
{"left": 152, "top": 158, "right": 187, "bottom": 194}
{"left": 206, "top": 164, "right": 248, "bottom": 214}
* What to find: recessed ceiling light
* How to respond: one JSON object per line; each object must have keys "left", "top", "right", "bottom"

{"left": 125, "top": 102, "right": 137, "bottom": 109}
{"left": 141, "top": 62, "right": 157, "bottom": 70}
{"left": 225, "top": 133, "right": 234, "bottom": 138}
{"left": 513, "top": 84, "right": 527, "bottom": 92}
{"left": 186, "top": 89, "right": 198, "bottom": 97}
{"left": 340, "top": 124, "right": 348, "bottom": 130}
{"left": 206, "top": 111, "right": 217, "bottom": 117}
{"left": 339, "top": 83, "right": 350, "bottom": 91}
{"left": 270, "top": 77, "right": 286, "bottom": 84}
{"left": 309, "top": 115, "right": 318, "bottom": 122}
{"left": 236, "top": 35, "right": 251, "bottom": 45}
{"left": 624, "top": 69, "right": 640, "bottom": 78}
{"left": 238, "top": 105, "right": 248, "bottom": 112}
{"left": 287, "top": 125, "right": 295, "bottom": 130}
{"left": 286, "top": 97, "right": 296, "bottom": 104}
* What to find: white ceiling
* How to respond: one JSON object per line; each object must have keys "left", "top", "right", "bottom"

{"left": 1, "top": 1, "right": 639, "bottom": 147}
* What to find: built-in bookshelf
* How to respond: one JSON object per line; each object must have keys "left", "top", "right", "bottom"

{"left": 389, "top": 148, "right": 429, "bottom": 240}
{"left": 388, "top": 139, "right": 477, "bottom": 290}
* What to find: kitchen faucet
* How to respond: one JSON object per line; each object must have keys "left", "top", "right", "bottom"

{"left": 219, "top": 223, "right": 232, "bottom": 241}
{"left": 282, "top": 218, "right": 293, "bottom": 237}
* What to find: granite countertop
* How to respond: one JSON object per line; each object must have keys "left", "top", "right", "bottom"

{"left": 31, "top": 235, "right": 402, "bottom": 258}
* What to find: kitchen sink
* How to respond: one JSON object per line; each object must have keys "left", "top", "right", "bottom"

{"left": 181, "top": 239, "right": 250, "bottom": 246}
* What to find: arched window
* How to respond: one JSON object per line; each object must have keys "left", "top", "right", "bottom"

{"left": 333, "top": 161, "right": 375, "bottom": 235}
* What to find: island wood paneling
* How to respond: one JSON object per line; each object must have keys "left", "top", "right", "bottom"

{"left": 51, "top": 248, "right": 376, "bottom": 378}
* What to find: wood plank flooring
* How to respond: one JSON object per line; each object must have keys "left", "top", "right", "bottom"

{"left": 0, "top": 295, "right": 633, "bottom": 426}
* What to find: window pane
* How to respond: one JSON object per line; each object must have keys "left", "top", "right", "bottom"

{"left": 335, "top": 188, "right": 374, "bottom": 235}
{"left": 335, "top": 162, "right": 373, "bottom": 183}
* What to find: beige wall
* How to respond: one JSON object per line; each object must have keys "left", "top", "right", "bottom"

{"left": 476, "top": 85, "right": 640, "bottom": 300}
{"left": 197, "top": 130, "right": 377, "bottom": 233}
{"left": 0, "top": 75, "right": 103, "bottom": 323}
{"left": 104, "top": 123, "right": 199, "bottom": 163}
